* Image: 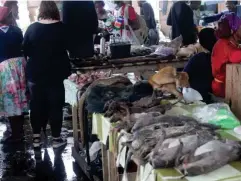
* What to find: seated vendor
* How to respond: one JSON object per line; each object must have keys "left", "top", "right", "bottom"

{"left": 212, "top": 13, "right": 241, "bottom": 98}
{"left": 184, "top": 28, "right": 216, "bottom": 103}
{"left": 94, "top": 0, "right": 110, "bottom": 44}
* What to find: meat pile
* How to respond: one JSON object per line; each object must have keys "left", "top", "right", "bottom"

{"left": 68, "top": 71, "right": 110, "bottom": 89}
{"left": 103, "top": 102, "right": 241, "bottom": 177}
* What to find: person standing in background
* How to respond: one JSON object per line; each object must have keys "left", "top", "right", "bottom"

{"left": 203, "top": 1, "right": 239, "bottom": 24}
{"left": 138, "top": 0, "right": 159, "bottom": 46}
{"left": 167, "top": 1, "right": 197, "bottom": 45}
{"left": 23, "top": 1, "right": 71, "bottom": 150}
{"left": 3, "top": 1, "right": 19, "bottom": 26}
{"left": 62, "top": 1, "right": 98, "bottom": 59}
{"left": 190, "top": 1, "right": 202, "bottom": 26}
{"left": 0, "top": 6, "right": 28, "bottom": 144}
{"left": 95, "top": 0, "right": 109, "bottom": 21}
{"left": 114, "top": 1, "right": 149, "bottom": 45}
{"left": 94, "top": 0, "right": 111, "bottom": 44}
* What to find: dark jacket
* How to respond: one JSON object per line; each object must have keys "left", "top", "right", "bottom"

{"left": 0, "top": 26, "right": 23, "bottom": 62}
{"left": 183, "top": 52, "right": 213, "bottom": 102}
{"left": 62, "top": 1, "right": 98, "bottom": 58}
{"left": 23, "top": 22, "right": 71, "bottom": 84}
{"left": 167, "top": 1, "right": 197, "bottom": 45}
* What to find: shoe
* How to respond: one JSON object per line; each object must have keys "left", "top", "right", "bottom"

{"left": 52, "top": 137, "right": 67, "bottom": 149}
{"left": 33, "top": 134, "right": 42, "bottom": 148}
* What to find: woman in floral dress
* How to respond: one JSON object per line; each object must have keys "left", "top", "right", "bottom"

{"left": 0, "top": 5, "right": 28, "bottom": 143}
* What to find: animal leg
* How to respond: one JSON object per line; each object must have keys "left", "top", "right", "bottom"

{"left": 151, "top": 89, "right": 158, "bottom": 100}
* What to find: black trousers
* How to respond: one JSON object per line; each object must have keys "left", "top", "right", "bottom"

{"left": 28, "top": 81, "right": 65, "bottom": 138}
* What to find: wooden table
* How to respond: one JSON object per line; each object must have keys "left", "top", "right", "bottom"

{"left": 72, "top": 56, "right": 187, "bottom": 79}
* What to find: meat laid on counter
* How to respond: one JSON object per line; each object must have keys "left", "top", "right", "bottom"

{"left": 68, "top": 71, "right": 111, "bottom": 89}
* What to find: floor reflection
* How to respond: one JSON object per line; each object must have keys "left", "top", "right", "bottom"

{"left": 0, "top": 118, "right": 88, "bottom": 181}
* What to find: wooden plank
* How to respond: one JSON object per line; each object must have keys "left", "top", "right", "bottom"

{"left": 101, "top": 144, "right": 109, "bottom": 181}
{"left": 72, "top": 147, "right": 92, "bottom": 180}
{"left": 225, "top": 64, "right": 233, "bottom": 105}
{"left": 108, "top": 151, "right": 119, "bottom": 181}
{"left": 226, "top": 64, "right": 241, "bottom": 120}
{"left": 72, "top": 105, "right": 79, "bottom": 148}
{"left": 73, "top": 61, "right": 187, "bottom": 75}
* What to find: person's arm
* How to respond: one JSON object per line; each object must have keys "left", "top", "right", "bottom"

{"left": 203, "top": 12, "right": 224, "bottom": 24}
{"left": 228, "top": 48, "right": 241, "bottom": 63}
{"left": 127, "top": 6, "right": 140, "bottom": 30}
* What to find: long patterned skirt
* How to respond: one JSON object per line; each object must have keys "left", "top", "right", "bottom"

{"left": 0, "top": 57, "right": 29, "bottom": 117}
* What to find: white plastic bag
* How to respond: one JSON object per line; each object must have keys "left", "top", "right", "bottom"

{"left": 87, "top": 141, "right": 101, "bottom": 162}
{"left": 182, "top": 87, "right": 203, "bottom": 103}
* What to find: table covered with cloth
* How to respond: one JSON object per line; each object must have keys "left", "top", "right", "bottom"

{"left": 92, "top": 102, "right": 241, "bottom": 181}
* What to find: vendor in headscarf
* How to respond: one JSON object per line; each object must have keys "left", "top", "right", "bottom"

{"left": 212, "top": 13, "right": 241, "bottom": 98}
{"left": 184, "top": 28, "right": 217, "bottom": 103}
{"left": 0, "top": 6, "right": 28, "bottom": 143}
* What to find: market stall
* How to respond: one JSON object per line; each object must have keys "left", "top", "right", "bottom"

{"left": 65, "top": 56, "right": 188, "bottom": 181}
{"left": 65, "top": 32, "right": 215, "bottom": 180}
{"left": 67, "top": 58, "right": 241, "bottom": 181}
{"left": 68, "top": 68, "right": 241, "bottom": 181}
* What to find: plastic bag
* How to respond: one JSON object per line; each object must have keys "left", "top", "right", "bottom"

{"left": 182, "top": 87, "right": 203, "bottom": 103}
{"left": 86, "top": 141, "right": 101, "bottom": 162}
{"left": 192, "top": 103, "right": 240, "bottom": 129}
{"left": 151, "top": 35, "right": 183, "bottom": 56}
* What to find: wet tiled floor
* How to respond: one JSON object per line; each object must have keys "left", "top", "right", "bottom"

{"left": 0, "top": 118, "right": 89, "bottom": 181}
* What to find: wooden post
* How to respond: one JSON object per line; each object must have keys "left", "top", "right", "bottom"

{"left": 226, "top": 64, "right": 241, "bottom": 120}
{"left": 108, "top": 151, "right": 118, "bottom": 181}
{"left": 101, "top": 144, "right": 109, "bottom": 181}
{"left": 72, "top": 104, "right": 79, "bottom": 148}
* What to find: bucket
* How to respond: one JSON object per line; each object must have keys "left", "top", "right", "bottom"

{"left": 110, "top": 43, "right": 131, "bottom": 59}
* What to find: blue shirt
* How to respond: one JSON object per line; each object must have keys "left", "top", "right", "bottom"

{"left": 203, "top": 10, "right": 241, "bottom": 24}
{"left": 0, "top": 26, "right": 23, "bottom": 63}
